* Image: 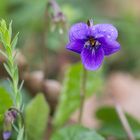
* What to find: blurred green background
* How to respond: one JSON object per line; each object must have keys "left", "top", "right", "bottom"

{"left": 0, "top": 0, "right": 140, "bottom": 139}
{"left": 0, "top": 0, "right": 140, "bottom": 76}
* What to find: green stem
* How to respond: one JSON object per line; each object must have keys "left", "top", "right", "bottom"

{"left": 78, "top": 66, "right": 87, "bottom": 123}
{"left": 114, "top": 101, "right": 135, "bottom": 140}
{"left": 7, "top": 52, "right": 20, "bottom": 109}
{"left": 0, "top": 20, "right": 24, "bottom": 140}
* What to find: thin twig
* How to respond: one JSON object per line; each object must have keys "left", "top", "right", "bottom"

{"left": 78, "top": 66, "right": 87, "bottom": 123}
{"left": 112, "top": 96, "right": 135, "bottom": 140}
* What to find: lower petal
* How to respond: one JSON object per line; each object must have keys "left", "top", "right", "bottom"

{"left": 81, "top": 47, "right": 104, "bottom": 70}
{"left": 66, "top": 40, "right": 84, "bottom": 54}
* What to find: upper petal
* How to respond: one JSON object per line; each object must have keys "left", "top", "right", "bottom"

{"left": 69, "top": 22, "right": 89, "bottom": 41}
{"left": 98, "top": 37, "right": 120, "bottom": 56}
{"left": 66, "top": 40, "right": 84, "bottom": 54}
{"left": 81, "top": 46, "right": 104, "bottom": 71}
{"left": 93, "top": 24, "right": 118, "bottom": 40}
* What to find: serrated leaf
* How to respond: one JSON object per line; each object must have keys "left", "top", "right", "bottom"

{"left": 25, "top": 94, "right": 49, "bottom": 140}
{"left": 53, "top": 63, "right": 104, "bottom": 127}
{"left": 51, "top": 125, "right": 105, "bottom": 140}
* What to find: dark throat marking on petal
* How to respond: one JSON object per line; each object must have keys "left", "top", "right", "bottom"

{"left": 89, "top": 37, "right": 96, "bottom": 46}
{"left": 84, "top": 37, "right": 101, "bottom": 50}
{"left": 85, "top": 19, "right": 101, "bottom": 55}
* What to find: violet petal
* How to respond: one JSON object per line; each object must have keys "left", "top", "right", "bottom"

{"left": 98, "top": 37, "right": 120, "bottom": 56}
{"left": 69, "top": 22, "right": 89, "bottom": 41}
{"left": 93, "top": 24, "right": 118, "bottom": 40}
{"left": 66, "top": 40, "right": 84, "bottom": 54}
{"left": 81, "top": 46, "right": 104, "bottom": 70}
{"left": 3, "top": 131, "right": 11, "bottom": 140}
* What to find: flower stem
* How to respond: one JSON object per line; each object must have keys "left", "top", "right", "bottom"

{"left": 115, "top": 102, "right": 135, "bottom": 140}
{"left": 78, "top": 66, "right": 87, "bottom": 123}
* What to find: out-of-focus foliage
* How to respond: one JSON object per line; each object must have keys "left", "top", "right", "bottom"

{"left": 53, "top": 63, "right": 104, "bottom": 127}
{"left": 0, "top": 87, "right": 12, "bottom": 126}
{"left": 0, "top": 0, "right": 140, "bottom": 72}
{"left": 0, "top": 0, "right": 140, "bottom": 139}
{"left": 0, "top": 0, "right": 48, "bottom": 69}
{"left": 96, "top": 106, "right": 140, "bottom": 140}
{"left": 0, "top": 0, "right": 47, "bottom": 29}
{"left": 0, "top": 80, "right": 31, "bottom": 106}
{"left": 25, "top": 94, "right": 50, "bottom": 140}
{"left": 51, "top": 125, "right": 105, "bottom": 140}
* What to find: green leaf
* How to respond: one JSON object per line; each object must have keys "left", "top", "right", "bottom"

{"left": 0, "top": 19, "right": 7, "bottom": 33}
{"left": 4, "top": 29, "right": 11, "bottom": 45}
{"left": 96, "top": 106, "right": 120, "bottom": 123}
{"left": 8, "top": 21, "right": 12, "bottom": 41}
{"left": 25, "top": 93, "right": 49, "bottom": 140}
{"left": 3, "top": 63, "right": 12, "bottom": 78}
{"left": 11, "top": 32, "right": 19, "bottom": 49}
{"left": 96, "top": 106, "right": 140, "bottom": 139}
{"left": 0, "top": 87, "right": 13, "bottom": 124}
{"left": 0, "top": 19, "right": 11, "bottom": 46}
{"left": 51, "top": 125, "right": 105, "bottom": 140}
{"left": 13, "top": 65, "right": 19, "bottom": 84}
{"left": 53, "top": 63, "right": 104, "bottom": 127}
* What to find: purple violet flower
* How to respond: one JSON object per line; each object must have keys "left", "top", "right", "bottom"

{"left": 3, "top": 131, "right": 11, "bottom": 140}
{"left": 66, "top": 20, "right": 120, "bottom": 70}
